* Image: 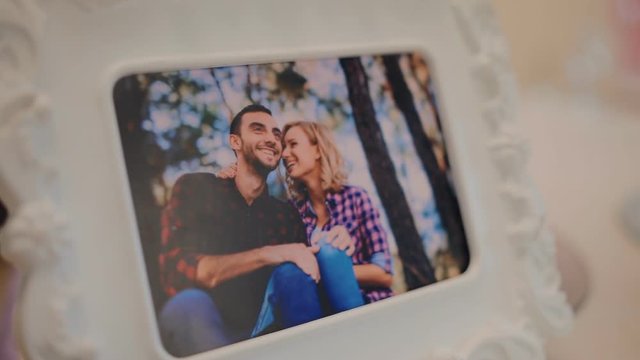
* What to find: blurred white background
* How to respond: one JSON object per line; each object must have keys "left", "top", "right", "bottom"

{"left": 492, "top": 0, "right": 640, "bottom": 359}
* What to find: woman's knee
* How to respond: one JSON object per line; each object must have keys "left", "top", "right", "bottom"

{"left": 316, "top": 244, "right": 349, "bottom": 264}
{"left": 269, "top": 263, "right": 323, "bottom": 326}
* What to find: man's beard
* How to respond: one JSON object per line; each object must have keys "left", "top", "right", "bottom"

{"left": 241, "top": 142, "right": 279, "bottom": 177}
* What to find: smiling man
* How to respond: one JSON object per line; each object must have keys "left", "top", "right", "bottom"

{"left": 158, "top": 105, "right": 324, "bottom": 356}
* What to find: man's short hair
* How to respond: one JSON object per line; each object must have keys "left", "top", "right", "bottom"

{"left": 229, "top": 104, "right": 272, "bottom": 136}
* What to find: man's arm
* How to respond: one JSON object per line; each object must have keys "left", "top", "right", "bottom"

{"left": 195, "top": 243, "right": 320, "bottom": 288}
{"left": 194, "top": 193, "right": 322, "bottom": 289}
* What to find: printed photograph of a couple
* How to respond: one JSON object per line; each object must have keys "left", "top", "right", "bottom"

{"left": 113, "top": 52, "right": 470, "bottom": 357}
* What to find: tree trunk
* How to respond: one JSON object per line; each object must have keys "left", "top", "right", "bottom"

{"left": 382, "top": 54, "right": 469, "bottom": 273}
{"left": 113, "top": 76, "right": 165, "bottom": 310}
{"left": 408, "top": 54, "right": 450, "bottom": 170}
{"left": 339, "top": 57, "right": 436, "bottom": 289}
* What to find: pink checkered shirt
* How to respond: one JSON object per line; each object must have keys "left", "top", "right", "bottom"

{"left": 293, "top": 185, "right": 394, "bottom": 303}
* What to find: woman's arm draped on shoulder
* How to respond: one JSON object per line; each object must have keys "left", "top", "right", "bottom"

{"left": 215, "top": 163, "right": 237, "bottom": 179}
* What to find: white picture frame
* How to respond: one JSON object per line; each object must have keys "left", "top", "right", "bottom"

{"left": 0, "top": 0, "right": 573, "bottom": 359}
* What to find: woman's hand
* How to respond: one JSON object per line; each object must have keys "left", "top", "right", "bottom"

{"left": 216, "top": 163, "right": 237, "bottom": 179}
{"left": 311, "top": 225, "right": 355, "bottom": 256}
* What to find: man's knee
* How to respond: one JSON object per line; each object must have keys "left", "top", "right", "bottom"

{"left": 159, "top": 289, "right": 225, "bottom": 338}
{"left": 160, "top": 289, "right": 215, "bottom": 323}
{"left": 271, "top": 263, "right": 318, "bottom": 301}
{"left": 159, "top": 289, "right": 228, "bottom": 356}
{"left": 269, "top": 263, "right": 323, "bottom": 327}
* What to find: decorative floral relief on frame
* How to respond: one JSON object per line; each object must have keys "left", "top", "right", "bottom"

{"left": 437, "top": 0, "right": 573, "bottom": 357}
{"left": 0, "top": 0, "right": 108, "bottom": 359}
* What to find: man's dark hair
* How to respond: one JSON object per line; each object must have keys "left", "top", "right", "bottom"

{"left": 229, "top": 104, "right": 272, "bottom": 136}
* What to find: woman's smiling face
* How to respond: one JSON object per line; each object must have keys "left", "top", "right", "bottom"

{"left": 282, "top": 125, "right": 320, "bottom": 180}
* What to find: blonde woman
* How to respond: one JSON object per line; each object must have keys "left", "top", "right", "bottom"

{"left": 281, "top": 121, "right": 393, "bottom": 304}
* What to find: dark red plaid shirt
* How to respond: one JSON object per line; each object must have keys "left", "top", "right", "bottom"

{"left": 159, "top": 173, "right": 306, "bottom": 330}
{"left": 293, "top": 185, "right": 394, "bottom": 303}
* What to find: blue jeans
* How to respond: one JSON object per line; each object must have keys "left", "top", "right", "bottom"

{"left": 159, "top": 246, "right": 364, "bottom": 357}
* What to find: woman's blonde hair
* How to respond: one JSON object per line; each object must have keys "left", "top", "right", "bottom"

{"left": 282, "top": 121, "right": 347, "bottom": 200}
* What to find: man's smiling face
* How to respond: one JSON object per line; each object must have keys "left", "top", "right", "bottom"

{"left": 232, "top": 111, "right": 282, "bottom": 174}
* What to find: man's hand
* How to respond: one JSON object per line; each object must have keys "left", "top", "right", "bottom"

{"left": 261, "top": 244, "right": 321, "bottom": 283}
{"left": 310, "top": 225, "right": 355, "bottom": 256}
{"left": 216, "top": 163, "right": 237, "bottom": 179}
